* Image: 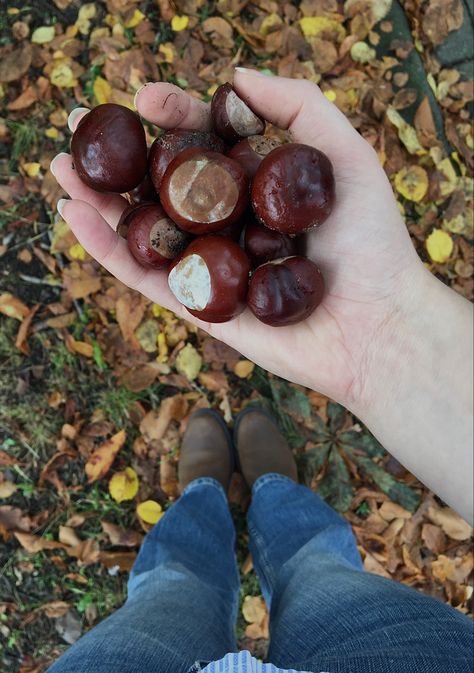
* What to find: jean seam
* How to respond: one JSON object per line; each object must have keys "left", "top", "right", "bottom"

{"left": 182, "top": 477, "right": 227, "bottom": 503}
{"left": 248, "top": 520, "right": 277, "bottom": 595}
{"left": 252, "top": 473, "right": 295, "bottom": 496}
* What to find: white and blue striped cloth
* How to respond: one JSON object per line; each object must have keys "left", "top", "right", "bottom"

{"left": 189, "top": 651, "right": 326, "bottom": 673}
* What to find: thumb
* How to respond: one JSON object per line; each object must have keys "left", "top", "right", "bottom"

{"left": 233, "top": 69, "right": 371, "bottom": 166}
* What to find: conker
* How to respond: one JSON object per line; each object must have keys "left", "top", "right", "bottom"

{"left": 127, "top": 173, "right": 159, "bottom": 205}
{"left": 149, "top": 129, "right": 225, "bottom": 191}
{"left": 71, "top": 103, "right": 147, "bottom": 193}
{"left": 126, "top": 203, "right": 191, "bottom": 269}
{"left": 244, "top": 222, "right": 297, "bottom": 267}
{"left": 168, "top": 235, "right": 250, "bottom": 323}
{"left": 211, "top": 83, "right": 265, "bottom": 144}
{"left": 247, "top": 256, "right": 324, "bottom": 326}
{"left": 228, "top": 135, "right": 281, "bottom": 178}
{"left": 160, "top": 148, "right": 249, "bottom": 234}
{"left": 251, "top": 144, "right": 335, "bottom": 235}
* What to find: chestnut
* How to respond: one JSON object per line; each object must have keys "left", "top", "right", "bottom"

{"left": 211, "top": 83, "right": 265, "bottom": 144}
{"left": 228, "top": 135, "right": 281, "bottom": 178}
{"left": 168, "top": 235, "right": 250, "bottom": 323}
{"left": 126, "top": 203, "right": 191, "bottom": 269}
{"left": 247, "top": 256, "right": 324, "bottom": 326}
{"left": 251, "top": 144, "right": 335, "bottom": 235}
{"left": 149, "top": 129, "right": 225, "bottom": 191}
{"left": 71, "top": 103, "right": 147, "bottom": 193}
{"left": 127, "top": 173, "right": 159, "bottom": 205}
{"left": 160, "top": 148, "right": 249, "bottom": 234}
{"left": 244, "top": 221, "right": 297, "bottom": 267}
{"left": 117, "top": 203, "right": 138, "bottom": 238}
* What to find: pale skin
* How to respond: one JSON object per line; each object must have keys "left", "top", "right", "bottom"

{"left": 50, "top": 70, "right": 474, "bottom": 524}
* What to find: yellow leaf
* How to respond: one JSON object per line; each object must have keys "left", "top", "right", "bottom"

{"left": 324, "top": 89, "right": 337, "bottom": 102}
{"left": 124, "top": 9, "right": 146, "bottom": 28}
{"left": 426, "top": 229, "right": 453, "bottom": 264}
{"left": 158, "top": 42, "right": 175, "bottom": 64}
{"left": 45, "top": 127, "right": 59, "bottom": 139}
{"left": 93, "top": 76, "right": 112, "bottom": 105}
{"left": 299, "top": 16, "right": 345, "bottom": 42}
{"left": 259, "top": 12, "right": 282, "bottom": 36}
{"left": 242, "top": 595, "right": 266, "bottom": 624}
{"left": 50, "top": 63, "right": 76, "bottom": 88}
{"left": 175, "top": 343, "right": 202, "bottom": 380}
{"left": 136, "top": 500, "right": 164, "bottom": 524}
{"left": 23, "top": 162, "right": 41, "bottom": 178}
{"left": 0, "top": 293, "right": 30, "bottom": 320}
{"left": 437, "top": 158, "right": 458, "bottom": 198}
{"left": 350, "top": 41, "right": 376, "bottom": 64}
{"left": 152, "top": 303, "right": 163, "bottom": 317}
{"left": 135, "top": 319, "right": 160, "bottom": 353}
{"left": 68, "top": 243, "right": 86, "bottom": 261}
{"left": 157, "top": 331, "right": 168, "bottom": 363}
{"left": 76, "top": 3, "right": 97, "bottom": 35}
{"left": 0, "top": 481, "right": 17, "bottom": 498}
{"left": 233, "top": 360, "right": 255, "bottom": 379}
{"left": 85, "top": 430, "right": 126, "bottom": 483}
{"left": 171, "top": 15, "right": 189, "bottom": 32}
{"left": 109, "top": 467, "right": 139, "bottom": 503}
{"left": 31, "top": 26, "right": 56, "bottom": 44}
{"left": 207, "top": 83, "right": 219, "bottom": 97}
{"left": 394, "top": 166, "right": 428, "bottom": 202}
{"left": 386, "top": 107, "right": 425, "bottom": 155}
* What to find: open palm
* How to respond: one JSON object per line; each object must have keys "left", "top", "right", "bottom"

{"left": 51, "top": 71, "right": 422, "bottom": 412}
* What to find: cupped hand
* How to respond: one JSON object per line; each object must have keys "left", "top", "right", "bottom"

{"left": 50, "top": 70, "right": 422, "bottom": 413}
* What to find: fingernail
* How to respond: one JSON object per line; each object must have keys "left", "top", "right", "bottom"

{"left": 234, "top": 67, "right": 271, "bottom": 77}
{"left": 67, "top": 107, "right": 89, "bottom": 132}
{"left": 133, "top": 83, "right": 149, "bottom": 109}
{"left": 57, "top": 198, "right": 69, "bottom": 218}
{"left": 50, "top": 152, "right": 69, "bottom": 177}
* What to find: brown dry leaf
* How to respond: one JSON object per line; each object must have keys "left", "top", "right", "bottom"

{"left": 120, "top": 364, "right": 161, "bottom": 392}
{"left": 64, "top": 332, "right": 94, "bottom": 358}
{"left": 202, "top": 17, "right": 234, "bottom": 49}
{"left": 198, "top": 370, "right": 229, "bottom": 392}
{"left": 363, "top": 551, "right": 391, "bottom": 577}
{"left": 63, "top": 264, "right": 101, "bottom": 299}
{"left": 85, "top": 430, "right": 126, "bottom": 483}
{"left": 14, "top": 532, "right": 66, "bottom": 553}
{"left": 202, "top": 338, "right": 241, "bottom": 370}
{"left": 0, "top": 480, "right": 17, "bottom": 498}
{"left": 7, "top": 86, "right": 38, "bottom": 111}
{"left": 422, "top": 0, "right": 463, "bottom": 46}
{"left": 46, "top": 313, "right": 76, "bottom": 329}
{"left": 140, "top": 395, "right": 188, "bottom": 443}
{"left": 67, "top": 538, "right": 100, "bottom": 566}
{"left": 0, "top": 43, "right": 32, "bottom": 82}
{"left": 101, "top": 521, "right": 143, "bottom": 547}
{"left": 0, "top": 451, "right": 20, "bottom": 466}
{"left": 379, "top": 501, "right": 412, "bottom": 522}
{"left": 116, "top": 292, "right": 146, "bottom": 342}
{"left": 0, "top": 506, "right": 32, "bottom": 539}
{"left": 414, "top": 96, "right": 437, "bottom": 147}
{"left": 42, "top": 601, "right": 71, "bottom": 618}
{"left": 421, "top": 523, "right": 446, "bottom": 553}
{"left": 431, "top": 554, "right": 474, "bottom": 584}
{"left": 242, "top": 595, "right": 266, "bottom": 624}
{"left": 245, "top": 613, "right": 270, "bottom": 640}
{"left": 427, "top": 504, "right": 473, "bottom": 541}
{"left": 15, "top": 304, "right": 40, "bottom": 355}
{"left": 233, "top": 360, "right": 255, "bottom": 379}
{"left": 58, "top": 526, "right": 81, "bottom": 547}
{"left": 160, "top": 455, "right": 179, "bottom": 498}
{"left": 0, "top": 293, "right": 30, "bottom": 320}
{"left": 99, "top": 550, "right": 136, "bottom": 571}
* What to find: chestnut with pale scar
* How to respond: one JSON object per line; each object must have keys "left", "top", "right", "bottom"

{"left": 168, "top": 254, "right": 211, "bottom": 310}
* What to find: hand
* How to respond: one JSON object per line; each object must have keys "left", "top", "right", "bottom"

{"left": 50, "top": 70, "right": 423, "bottom": 414}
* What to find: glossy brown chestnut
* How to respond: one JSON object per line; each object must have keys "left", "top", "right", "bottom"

{"left": 71, "top": 103, "right": 147, "bottom": 193}
{"left": 149, "top": 129, "right": 225, "bottom": 191}
{"left": 127, "top": 173, "right": 159, "bottom": 205}
{"left": 251, "top": 144, "right": 335, "bottom": 235}
{"left": 211, "top": 83, "right": 265, "bottom": 144}
{"left": 244, "top": 222, "right": 297, "bottom": 267}
{"left": 247, "top": 256, "right": 324, "bottom": 326}
{"left": 160, "top": 148, "right": 249, "bottom": 234}
{"left": 228, "top": 135, "right": 281, "bottom": 178}
{"left": 168, "top": 235, "right": 250, "bottom": 323}
{"left": 126, "top": 203, "right": 191, "bottom": 269}
{"left": 117, "top": 203, "right": 138, "bottom": 238}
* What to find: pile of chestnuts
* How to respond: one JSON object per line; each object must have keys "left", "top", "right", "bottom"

{"left": 70, "top": 83, "right": 335, "bottom": 326}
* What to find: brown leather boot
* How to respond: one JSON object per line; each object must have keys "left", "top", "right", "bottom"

{"left": 233, "top": 406, "right": 298, "bottom": 488}
{"left": 178, "top": 409, "right": 235, "bottom": 492}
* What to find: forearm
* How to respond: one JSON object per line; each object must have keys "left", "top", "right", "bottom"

{"left": 355, "top": 266, "right": 473, "bottom": 523}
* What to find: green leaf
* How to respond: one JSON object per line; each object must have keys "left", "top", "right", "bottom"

{"left": 269, "top": 378, "right": 312, "bottom": 421}
{"left": 299, "top": 440, "right": 331, "bottom": 482}
{"left": 317, "top": 448, "right": 354, "bottom": 512}
{"left": 327, "top": 401, "right": 347, "bottom": 432}
{"left": 339, "top": 430, "right": 386, "bottom": 458}
{"left": 349, "top": 453, "right": 420, "bottom": 512}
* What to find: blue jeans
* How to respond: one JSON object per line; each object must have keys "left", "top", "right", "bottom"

{"left": 47, "top": 475, "right": 473, "bottom": 673}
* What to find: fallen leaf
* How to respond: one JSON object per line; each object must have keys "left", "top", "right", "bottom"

{"left": 42, "top": 601, "right": 70, "bottom": 618}
{"left": 99, "top": 550, "right": 136, "bottom": 571}
{"left": 425, "top": 229, "right": 454, "bottom": 263}
{"left": 135, "top": 319, "right": 159, "bottom": 353}
{"left": 160, "top": 455, "right": 178, "bottom": 498}
{"left": 7, "top": 87, "right": 38, "bottom": 111}
{"left": 108, "top": 467, "right": 139, "bottom": 503}
{"left": 140, "top": 394, "right": 188, "bottom": 442}
{"left": 136, "top": 500, "right": 164, "bottom": 525}
{"left": 85, "top": 430, "right": 126, "bottom": 483}
{"left": 14, "top": 532, "right": 65, "bottom": 553}
{"left": 233, "top": 360, "right": 255, "bottom": 378}
{"left": 93, "top": 76, "right": 112, "bottom": 104}
{"left": 0, "top": 293, "right": 30, "bottom": 320}
{"left": 58, "top": 526, "right": 81, "bottom": 547}
{"left": 242, "top": 595, "right": 266, "bottom": 624}
{"left": 427, "top": 504, "right": 473, "bottom": 540}
{"left": 124, "top": 9, "right": 146, "bottom": 28}
{"left": 379, "top": 501, "right": 412, "bottom": 521}
{"left": 175, "top": 343, "right": 202, "bottom": 381}
{"left": 0, "top": 43, "right": 32, "bottom": 83}
{"left": 351, "top": 41, "right": 376, "bottom": 63}
{"left": 394, "top": 166, "right": 429, "bottom": 202}
{"left": 31, "top": 26, "right": 56, "bottom": 44}
{"left": 16, "top": 305, "right": 40, "bottom": 355}
{"left": 116, "top": 292, "right": 145, "bottom": 342}
{"left": 421, "top": 523, "right": 446, "bottom": 553}
{"left": 0, "top": 506, "right": 32, "bottom": 538}
{"left": 431, "top": 554, "right": 473, "bottom": 584}
{"left": 171, "top": 15, "right": 189, "bottom": 31}
{"left": 299, "top": 16, "right": 345, "bottom": 42}
{"left": 0, "top": 481, "right": 17, "bottom": 498}
{"left": 386, "top": 107, "right": 425, "bottom": 155}
{"left": 198, "top": 370, "right": 229, "bottom": 392}
{"left": 101, "top": 521, "right": 143, "bottom": 547}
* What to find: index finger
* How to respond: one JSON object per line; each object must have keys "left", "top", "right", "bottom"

{"left": 135, "top": 82, "right": 211, "bottom": 131}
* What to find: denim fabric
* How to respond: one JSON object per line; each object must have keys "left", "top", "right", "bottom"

{"left": 46, "top": 474, "right": 473, "bottom": 673}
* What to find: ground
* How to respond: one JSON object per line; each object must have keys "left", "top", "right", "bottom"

{"left": 0, "top": 1, "right": 473, "bottom": 671}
